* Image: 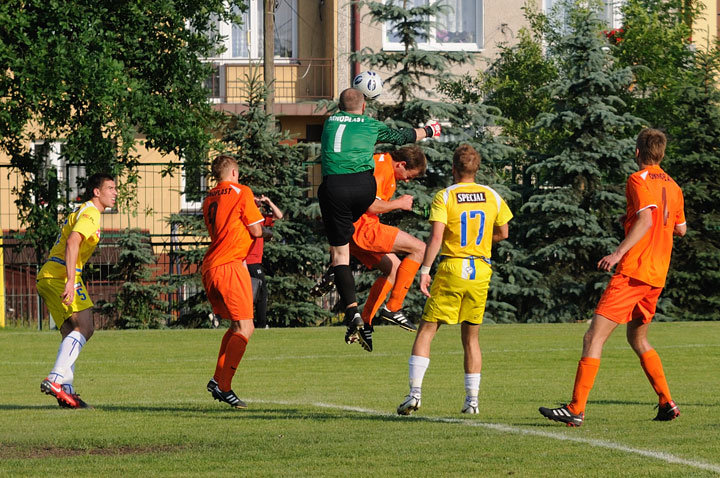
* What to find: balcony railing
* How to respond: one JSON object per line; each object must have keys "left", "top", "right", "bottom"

{"left": 206, "top": 58, "right": 334, "bottom": 104}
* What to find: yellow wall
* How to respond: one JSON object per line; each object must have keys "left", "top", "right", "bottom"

{"left": 0, "top": 142, "right": 193, "bottom": 239}
{"left": 693, "top": 0, "right": 718, "bottom": 48}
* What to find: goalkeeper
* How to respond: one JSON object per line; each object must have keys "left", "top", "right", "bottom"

{"left": 318, "top": 87, "right": 440, "bottom": 349}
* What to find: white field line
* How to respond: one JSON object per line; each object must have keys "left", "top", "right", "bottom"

{"left": 255, "top": 399, "right": 720, "bottom": 474}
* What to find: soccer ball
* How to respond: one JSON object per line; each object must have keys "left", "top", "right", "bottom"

{"left": 352, "top": 71, "right": 383, "bottom": 99}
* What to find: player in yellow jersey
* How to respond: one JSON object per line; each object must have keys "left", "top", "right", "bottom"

{"left": 396, "top": 144, "right": 513, "bottom": 416}
{"left": 37, "top": 173, "right": 117, "bottom": 408}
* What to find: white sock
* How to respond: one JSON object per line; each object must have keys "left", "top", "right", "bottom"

{"left": 49, "top": 331, "right": 86, "bottom": 386}
{"left": 61, "top": 364, "right": 76, "bottom": 394}
{"left": 465, "top": 373, "right": 481, "bottom": 401}
{"left": 408, "top": 355, "right": 430, "bottom": 396}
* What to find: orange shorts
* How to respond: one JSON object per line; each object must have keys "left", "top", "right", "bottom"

{"left": 595, "top": 273, "right": 663, "bottom": 324}
{"left": 202, "top": 262, "right": 253, "bottom": 321}
{"left": 350, "top": 221, "right": 400, "bottom": 269}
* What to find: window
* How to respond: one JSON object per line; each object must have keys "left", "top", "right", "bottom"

{"left": 383, "top": 0, "right": 483, "bottom": 51}
{"left": 30, "top": 141, "right": 86, "bottom": 204}
{"left": 544, "top": 0, "right": 624, "bottom": 29}
{"left": 207, "top": 0, "right": 297, "bottom": 60}
{"left": 180, "top": 163, "right": 208, "bottom": 212}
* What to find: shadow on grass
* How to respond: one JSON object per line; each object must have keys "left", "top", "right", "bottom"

{"left": 0, "top": 403, "right": 412, "bottom": 422}
{"left": 0, "top": 404, "right": 63, "bottom": 411}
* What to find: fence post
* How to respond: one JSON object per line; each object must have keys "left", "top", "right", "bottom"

{"left": 36, "top": 265, "right": 42, "bottom": 330}
{"left": 0, "top": 236, "right": 4, "bottom": 328}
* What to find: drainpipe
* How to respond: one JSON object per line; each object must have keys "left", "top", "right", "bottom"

{"left": 351, "top": 2, "right": 361, "bottom": 79}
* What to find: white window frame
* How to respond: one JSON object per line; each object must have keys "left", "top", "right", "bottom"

{"left": 604, "top": 0, "right": 624, "bottom": 30}
{"left": 180, "top": 163, "right": 208, "bottom": 212}
{"left": 30, "top": 140, "right": 86, "bottom": 205}
{"left": 382, "top": 0, "right": 484, "bottom": 52}
{"left": 204, "top": 0, "right": 298, "bottom": 62}
{"left": 543, "top": 0, "right": 624, "bottom": 29}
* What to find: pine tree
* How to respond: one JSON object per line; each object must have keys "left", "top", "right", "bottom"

{"left": 440, "top": 15, "right": 560, "bottom": 322}
{"left": 662, "top": 49, "right": 720, "bottom": 321}
{"left": 164, "top": 212, "right": 212, "bottom": 328}
{"left": 516, "top": 1, "right": 642, "bottom": 322}
{"left": 99, "top": 228, "right": 170, "bottom": 329}
{"left": 220, "top": 72, "right": 330, "bottom": 326}
{"left": 349, "top": 0, "right": 514, "bottom": 322}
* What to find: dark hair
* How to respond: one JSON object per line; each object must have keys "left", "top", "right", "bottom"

{"left": 390, "top": 145, "right": 427, "bottom": 176}
{"left": 211, "top": 155, "right": 238, "bottom": 181}
{"left": 636, "top": 128, "right": 666, "bottom": 164}
{"left": 339, "top": 88, "right": 365, "bottom": 112}
{"left": 453, "top": 144, "right": 480, "bottom": 177}
{"left": 83, "top": 173, "right": 114, "bottom": 201}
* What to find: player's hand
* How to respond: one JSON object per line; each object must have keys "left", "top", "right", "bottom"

{"left": 424, "top": 121, "right": 441, "bottom": 139}
{"left": 395, "top": 194, "right": 414, "bottom": 211}
{"left": 597, "top": 250, "right": 623, "bottom": 271}
{"left": 61, "top": 281, "right": 75, "bottom": 306}
{"left": 420, "top": 273, "right": 432, "bottom": 297}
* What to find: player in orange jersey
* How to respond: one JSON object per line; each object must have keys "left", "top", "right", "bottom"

{"left": 202, "top": 155, "right": 264, "bottom": 409}
{"left": 346, "top": 146, "right": 427, "bottom": 352}
{"left": 539, "top": 128, "right": 687, "bottom": 427}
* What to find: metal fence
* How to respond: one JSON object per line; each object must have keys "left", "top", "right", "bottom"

{"left": 0, "top": 162, "right": 207, "bottom": 328}
{"left": 1, "top": 154, "right": 326, "bottom": 329}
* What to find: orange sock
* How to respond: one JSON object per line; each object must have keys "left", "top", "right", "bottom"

{"left": 385, "top": 258, "right": 421, "bottom": 312}
{"left": 213, "top": 329, "right": 234, "bottom": 380}
{"left": 217, "top": 332, "right": 248, "bottom": 392}
{"left": 568, "top": 357, "right": 601, "bottom": 415}
{"left": 362, "top": 277, "right": 393, "bottom": 325}
{"left": 640, "top": 349, "right": 672, "bottom": 405}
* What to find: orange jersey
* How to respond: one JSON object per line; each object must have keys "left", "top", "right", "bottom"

{"left": 352, "top": 153, "right": 395, "bottom": 240}
{"left": 201, "top": 181, "right": 264, "bottom": 274}
{"left": 616, "top": 165, "right": 685, "bottom": 287}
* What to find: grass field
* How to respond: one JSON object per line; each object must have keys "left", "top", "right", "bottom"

{"left": 1, "top": 321, "right": 719, "bottom": 477}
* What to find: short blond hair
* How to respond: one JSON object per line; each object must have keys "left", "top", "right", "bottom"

{"left": 453, "top": 144, "right": 480, "bottom": 177}
{"left": 636, "top": 128, "right": 666, "bottom": 165}
{"left": 211, "top": 155, "right": 238, "bottom": 181}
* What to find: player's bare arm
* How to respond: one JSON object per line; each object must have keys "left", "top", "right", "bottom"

{"left": 492, "top": 223, "right": 509, "bottom": 243}
{"left": 260, "top": 195, "right": 284, "bottom": 220}
{"left": 366, "top": 194, "right": 414, "bottom": 215}
{"left": 61, "top": 231, "right": 84, "bottom": 305}
{"left": 419, "top": 221, "right": 446, "bottom": 297}
{"left": 598, "top": 208, "right": 653, "bottom": 271}
{"left": 248, "top": 222, "right": 263, "bottom": 238}
{"left": 674, "top": 223, "right": 687, "bottom": 236}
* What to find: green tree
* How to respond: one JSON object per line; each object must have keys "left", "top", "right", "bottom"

{"left": 517, "top": 1, "right": 642, "bottom": 322}
{"left": 220, "top": 72, "right": 330, "bottom": 326}
{"left": 663, "top": 49, "right": 720, "bottom": 321}
{"left": 438, "top": 5, "right": 560, "bottom": 323}
{"left": 348, "top": 0, "right": 514, "bottom": 322}
{"left": 612, "top": 0, "right": 699, "bottom": 127}
{"left": 0, "top": 0, "right": 243, "bottom": 256}
{"left": 164, "top": 212, "right": 212, "bottom": 328}
{"left": 98, "top": 229, "right": 170, "bottom": 329}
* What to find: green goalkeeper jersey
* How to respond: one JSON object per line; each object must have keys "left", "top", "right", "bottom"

{"left": 320, "top": 112, "right": 415, "bottom": 176}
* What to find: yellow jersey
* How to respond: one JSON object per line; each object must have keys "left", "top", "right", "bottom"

{"left": 37, "top": 201, "right": 102, "bottom": 280}
{"left": 429, "top": 182, "right": 513, "bottom": 262}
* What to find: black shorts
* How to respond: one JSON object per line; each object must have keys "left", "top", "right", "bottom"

{"left": 318, "top": 170, "right": 376, "bottom": 247}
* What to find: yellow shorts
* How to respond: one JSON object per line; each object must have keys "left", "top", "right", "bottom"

{"left": 422, "top": 257, "right": 492, "bottom": 325}
{"left": 36, "top": 277, "right": 94, "bottom": 328}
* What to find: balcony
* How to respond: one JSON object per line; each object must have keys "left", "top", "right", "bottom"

{"left": 205, "top": 58, "right": 334, "bottom": 105}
